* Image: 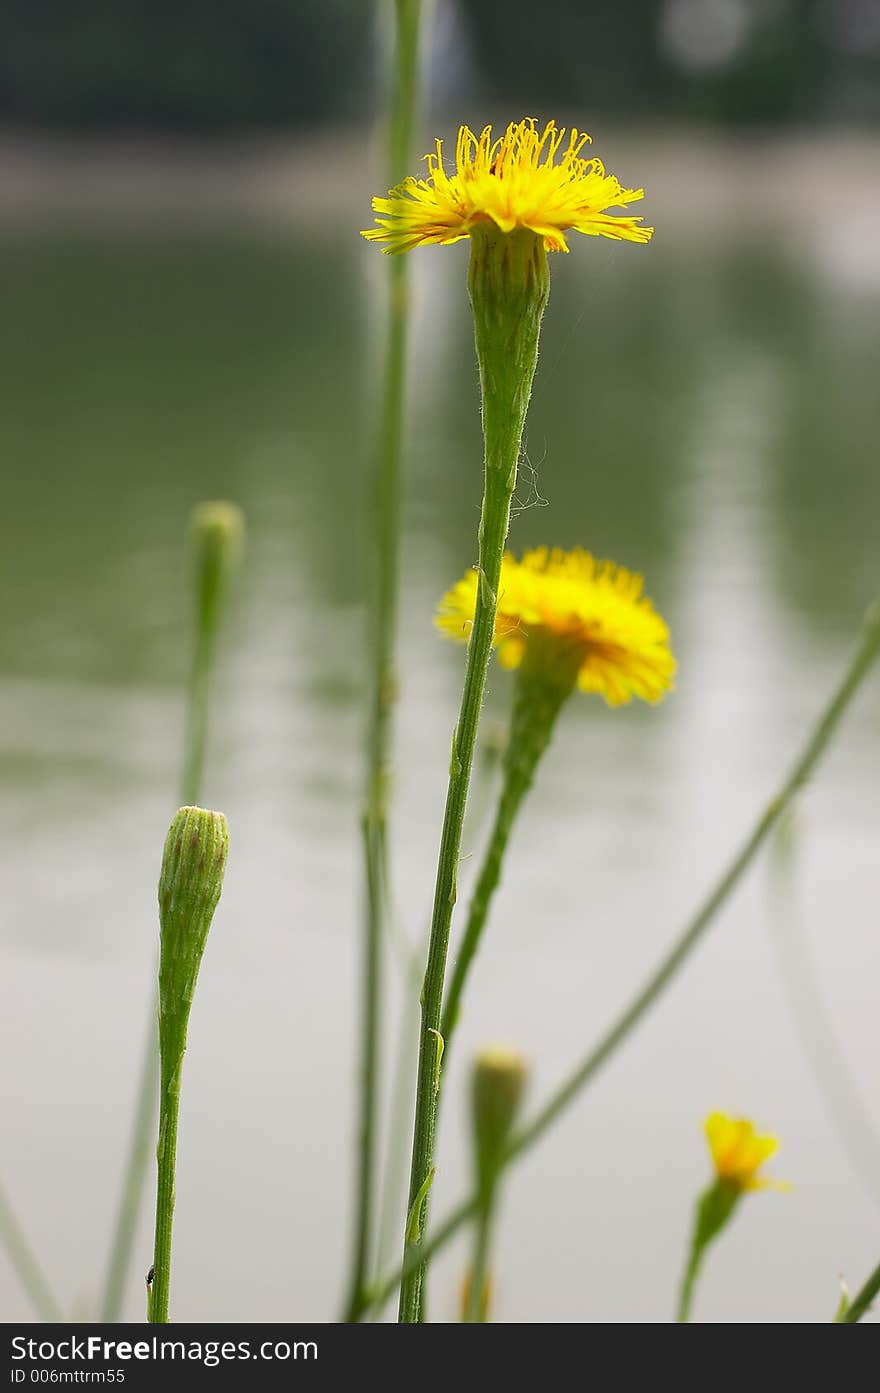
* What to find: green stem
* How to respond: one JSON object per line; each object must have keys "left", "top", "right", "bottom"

{"left": 441, "top": 653, "right": 576, "bottom": 1045}
{"left": 345, "top": 809, "right": 386, "bottom": 1324}
{"left": 840, "top": 1259, "right": 880, "bottom": 1323}
{"left": 371, "top": 735, "right": 503, "bottom": 1317}
{"left": 677, "top": 1247, "right": 701, "bottom": 1324}
{"left": 464, "top": 1205, "right": 494, "bottom": 1323}
{"left": 371, "top": 967, "right": 422, "bottom": 1319}
{"left": 343, "top": 0, "right": 423, "bottom": 1325}
{"left": 373, "top": 600, "right": 880, "bottom": 1313}
{"left": 0, "top": 1180, "right": 63, "bottom": 1322}
{"left": 148, "top": 1065, "right": 181, "bottom": 1324}
{"left": 398, "top": 226, "right": 549, "bottom": 1323}
{"left": 387, "top": 1, "right": 423, "bottom": 182}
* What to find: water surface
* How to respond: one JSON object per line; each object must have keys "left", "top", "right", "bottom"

{"left": 2, "top": 137, "right": 879, "bottom": 1322}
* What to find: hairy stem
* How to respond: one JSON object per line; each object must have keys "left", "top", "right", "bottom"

{"left": 148, "top": 1069, "right": 181, "bottom": 1324}
{"left": 398, "top": 226, "right": 549, "bottom": 1322}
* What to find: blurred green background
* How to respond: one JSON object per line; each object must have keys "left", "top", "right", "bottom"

{"left": 1, "top": 0, "right": 879, "bottom": 1325}
{"left": 2, "top": 0, "right": 880, "bottom": 128}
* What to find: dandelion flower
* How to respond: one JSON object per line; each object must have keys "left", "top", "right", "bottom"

{"left": 436, "top": 546, "right": 675, "bottom": 706}
{"left": 705, "top": 1112, "right": 790, "bottom": 1192}
{"left": 363, "top": 118, "right": 652, "bottom": 255}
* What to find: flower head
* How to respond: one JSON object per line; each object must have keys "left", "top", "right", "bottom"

{"left": 436, "top": 547, "right": 675, "bottom": 706}
{"left": 363, "top": 118, "right": 653, "bottom": 255}
{"left": 157, "top": 806, "right": 229, "bottom": 1039}
{"left": 472, "top": 1044, "right": 529, "bottom": 1184}
{"left": 704, "top": 1112, "right": 789, "bottom": 1192}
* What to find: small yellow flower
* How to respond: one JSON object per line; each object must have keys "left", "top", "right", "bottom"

{"left": 704, "top": 1112, "right": 790, "bottom": 1192}
{"left": 436, "top": 547, "right": 675, "bottom": 707}
{"left": 363, "top": 118, "right": 652, "bottom": 255}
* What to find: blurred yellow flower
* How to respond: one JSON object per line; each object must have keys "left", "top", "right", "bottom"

{"left": 460, "top": 1265, "right": 492, "bottom": 1322}
{"left": 704, "top": 1112, "right": 790, "bottom": 1192}
{"left": 436, "top": 546, "right": 675, "bottom": 707}
{"left": 363, "top": 118, "right": 653, "bottom": 255}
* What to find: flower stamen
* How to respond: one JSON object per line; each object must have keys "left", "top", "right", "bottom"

{"left": 363, "top": 118, "right": 654, "bottom": 256}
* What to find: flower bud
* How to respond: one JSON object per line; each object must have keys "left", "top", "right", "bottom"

{"left": 189, "top": 501, "right": 244, "bottom": 639}
{"left": 472, "top": 1044, "right": 528, "bottom": 1198}
{"left": 157, "top": 806, "right": 228, "bottom": 1034}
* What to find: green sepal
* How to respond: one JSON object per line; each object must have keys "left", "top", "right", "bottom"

{"left": 677, "top": 1179, "right": 741, "bottom": 1322}
{"left": 693, "top": 1177, "right": 741, "bottom": 1252}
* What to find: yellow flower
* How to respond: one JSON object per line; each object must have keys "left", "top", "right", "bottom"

{"left": 436, "top": 546, "right": 675, "bottom": 707}
{"left": 363, "top": 118, "right": 653, "bottom": 255}
{"left": 704, "top": 1112, "right": 790, "bottom": 1192}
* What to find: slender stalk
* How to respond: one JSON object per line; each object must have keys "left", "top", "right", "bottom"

{"left": 148, "top": 1079, "right": 181, "bottom": 1324}
{"left": 398, "top": 227, "right": 549, "bottom": 1322}
{"left": 464, "top": 1210, "right": 493, "bottom": 1323}
{"left": 343, "top": 0, "right": 424, "bottom": 1325}
{"left": 371, "top": 938, "right": 422, "bottom": 1316}
{"left": 840, "top": 1259, "right": 880, "bottom": 1323}
{"left": 346, "top": 809, "right": 386, "bottom": 1323}
{"left": 677, "top": 1249, "right": 700, "bottom": 1324}
{"left": 441, "top": 652, "right": 577, "bottom": 1045}
{"left": 101, "top": 504, "right": 241, "bottom": 1322}
{"left": 373, "top": 601, "right": 880, "bottom": 1312}
{"left": 0, "top": 1180, "right": 63, "bottom": 1322}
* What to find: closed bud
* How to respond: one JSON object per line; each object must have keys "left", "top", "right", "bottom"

{"left": 472, "top": 1044, "right": 528, "bottom": 1199}
{"left": 157, "top": 806, "right": 228, "bottom": 1035}
{"left": 189, "top": 501, "right": 244, "bottom": 638}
